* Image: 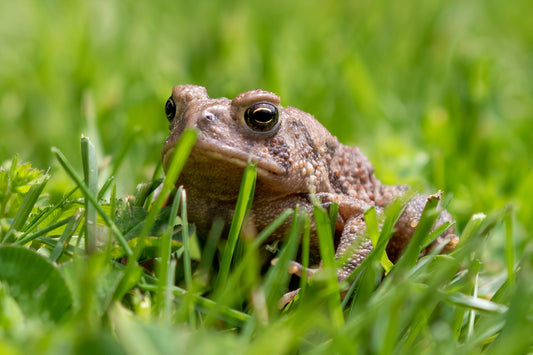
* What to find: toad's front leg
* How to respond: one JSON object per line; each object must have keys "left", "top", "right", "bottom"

{"left": 334, "top": 215, "right": 374, "bottom": 281}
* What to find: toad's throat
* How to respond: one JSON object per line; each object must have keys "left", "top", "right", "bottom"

{"left": 163, "top": 141, "right": 286, "bottom": 177}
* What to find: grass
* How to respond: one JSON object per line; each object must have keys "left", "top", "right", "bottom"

{"left": 0, "top": 141, "right": 523, "bottom": 354}
{"left": 1, "top": 0, "right": 533, "bottom": 353}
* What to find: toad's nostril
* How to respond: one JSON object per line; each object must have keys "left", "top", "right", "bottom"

{"left": 205, "top": 112, "right": 216, "bottom": 122}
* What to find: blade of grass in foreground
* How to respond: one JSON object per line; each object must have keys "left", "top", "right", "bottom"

{"left": 139, "top": 281, "right": 250, "bottom": 326}
{"left": 201, "top": 208, "right": 294, "bottom": 329}
{"left": 97, "top": 175, "right": 115, "bottom": 201}
{"left": 52, "top": 147, "right": 133, "bottom": 258}
{"left": 393, "top": 194, "right": 441, "bottom": 271}
{"left": 155, "top": 186, "right": 181, "bottom": 321}
{"left": 130, "top": 128, "right": 197, "bottom": 265}
{"left": 364, "top": 206, "right": 393, "bottom": 273}
{"left": 110, "top": 183, "right": 117, "bottom": 222}
{"left": 21, "top": 186, "right": 77, "bottom": 235}
{"left": 180, "top": 188, "right": 192, "bottom": 291}
{"left": 2, "top": 175, "right": 49, "bottom": 243}
{"left": 312, "top": 201, "right": 344, "bottom": 328}
{"left": 178, "top": 187, "right": 197, "bottom": 328}
{"left": 215, "top": 163, "right": 257, "bottom": 290}
{"left": 49, "top": 209, "right": 83, "bottom": 262}
{"left": 486, "top": 262, "right": 533, "bottom": 354}
{"left": 504, "top": 207, "right": 515, "bottom": 285}
{"left": 299, "top": 213, "right": 311, "bottom": 296}
{"left": 82, "top": 136, "right": 98, "bottom": 253}
{"left": 198, "top": 218, "right": 224, "bottom": 276}
{"left": 251, "top": 208, "right": 294, "bottom": 249}
{"left": 16, "top": 218, "right": 71, "bottom": 245}
{"left": 201, "top": 208, "right": 294, "bottom": 328}
{"left": 262, "top": 206, "right": 303, "bottom": 318}
{"left": 114, "top": 129, "right": 196, "bottom": 301}
{"left": 339, "top": 198, "right": 405, "bottom": 312}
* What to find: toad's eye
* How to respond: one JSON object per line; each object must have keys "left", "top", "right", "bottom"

{"left": 244, "top": 103, "right": 279, "bottom": 132}
{"left": 165, "top": 96, "right": 176, "bottom": 121}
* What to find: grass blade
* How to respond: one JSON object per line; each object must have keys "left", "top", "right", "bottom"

{"left": 156, "top": 187, "right": 181, "bottom": 319}
{"left": 3, "top": 176, "right": 49, "bottom": 243}
{"left": 364, "top": 206, "right": 393, "bottom": 272}
{"left": 51, "top": 147, "right": 133, "bottom": 258}
{"left": 49, "top": 209, "right": 83, "bottom": 262}
{"left": 198, "top": 218, "right": 224, "bottom": 275}
{"left": 130, "top": 128, "right": 197, "bottom": 265}
{"left": 448, "top": 290, "right": 507, "bottom": 314}
{"left": 504, "top": 207, "right": 515, "bottom": 285}
{"left": 299, "top": 213, "right": 311, "bottom": 296}
{"left": 97, "top": 175, "right": 115, "bottom": 201}
{"left": 21, "top": 186, "right": 77, "bottom": 234}
{"left": 216, "top": 163, "right": 257, "bottom": 289}
{"left": 180, "top": 188, "right": 192, "bottom": 291}
{"left": 394, "top": 194, "right": 441, "bottom": 271}
{"left": 263, "top": 206, "right": 303, "bottom": 317}
{"left": 138, "top": 282, "right": 250, "bottom": 326}
{"left": 179, "top": 187, "right": 197, "bottom": 327}
{"left": 312, "top": 201, "right": 344, "bottom": 328}
{"left": 81, "top": 136, "right": 98, "bottom": 253}
{"left": 252, "top": 208, "right": 293, "bottom": 249}
{"left": 16, "top": 218, "right": 71, "bottom": 245}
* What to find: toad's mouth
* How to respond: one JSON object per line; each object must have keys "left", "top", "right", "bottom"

{"left": 162, "top": 141, "right": 286, "bottom": 178}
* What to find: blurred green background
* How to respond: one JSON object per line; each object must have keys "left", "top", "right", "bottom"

{"left": 1, "top": 0, "right": 532, "bottom": 254}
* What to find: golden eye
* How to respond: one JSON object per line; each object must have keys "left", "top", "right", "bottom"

{"left": 244, "top": 103, "right": 279, "bottom": 132}
{"left": 165, "top": 96, "right": 176, "bottom": 121}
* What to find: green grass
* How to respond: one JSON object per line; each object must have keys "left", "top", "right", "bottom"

{"left": 0, "top": 141, "right": 523, "bottom": 354}
{"left": 1, "top": 0, "right": 533, "bottom": 353}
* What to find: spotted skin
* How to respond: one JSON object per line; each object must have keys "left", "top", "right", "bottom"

{"left": 162, "top": 85, "right": 458, "bottom": 281}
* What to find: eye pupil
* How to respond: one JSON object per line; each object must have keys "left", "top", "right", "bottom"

{"left": 252, "top": 108, "right": 274, "bottom": 123}
{"left": 165, "top": 96, "right": 176, "bottom": 121}
{"left": 244, "top": 103, "right": 279, "bottom": 132}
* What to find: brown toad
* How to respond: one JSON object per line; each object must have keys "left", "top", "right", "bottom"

{"left": 161, "top": 85, "right": 457, "bottom": 280}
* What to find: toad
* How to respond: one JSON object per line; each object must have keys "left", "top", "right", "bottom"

{"left": 161, "top": 85, "right": 457, "bottom": 280}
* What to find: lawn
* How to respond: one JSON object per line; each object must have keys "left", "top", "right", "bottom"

{"left": 1, "top": 0, "right": 533, "bottom": 353}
